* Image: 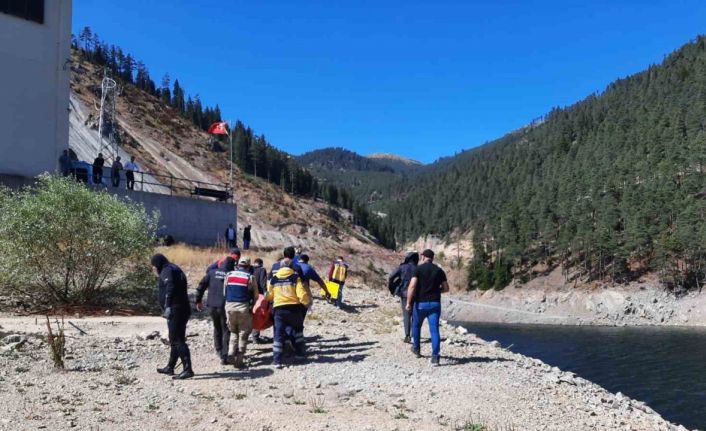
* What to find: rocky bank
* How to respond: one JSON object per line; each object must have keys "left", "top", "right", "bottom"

{"left": 0, "top": 288, "right": 689, "bottom": 431}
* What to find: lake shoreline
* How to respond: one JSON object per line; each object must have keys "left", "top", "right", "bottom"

{"left": 446, "top": 269, "right": 706, "bottom": 327}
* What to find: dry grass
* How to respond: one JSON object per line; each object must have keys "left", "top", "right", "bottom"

{"left": 155, "top": 244, "right": 283, "bottom": 273}
{"left": 156, "top": 244, "right": 223, "bottom": 272}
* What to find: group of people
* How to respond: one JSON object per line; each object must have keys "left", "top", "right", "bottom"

{"left": 149, "top": 245, "right": 351, "bottom": 379}
{"left": 92, "top": 153, "right": 139, "bottom": 189}
{"left": 388, "top": 249, "right": 449, "bottom": 365}
{"left": 224, "top": 224, "right": 252, "bottom": 250}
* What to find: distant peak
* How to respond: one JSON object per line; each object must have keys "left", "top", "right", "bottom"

{"left": 367, "top": 153, "right": 422, "bottom": 166}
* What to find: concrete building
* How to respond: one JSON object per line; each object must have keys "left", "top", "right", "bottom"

{"left": 0, "top": 0, "right": 72, "bottom": 177}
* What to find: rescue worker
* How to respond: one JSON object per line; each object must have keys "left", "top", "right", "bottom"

{"left": 328, "top": 256, "right": 350, "bottom": 308}
{"left": 195, "top": 257, "right": 235, "bottom": 365}
{"left": 388, "top": 251, "right": 419, "bottom": 343}
{"left": 267, "top": 251, "right": 311, "bottom": 368}
{"left": 299, "top": 254, "right": 331, "bottom": 300}
{"left": 224, "top": 257, "right": 259, "bottom": 368}
{"left": 250, "top": 258, "right": 268, "bottom": 344}
{"left": 151, "top": 254, "right": 194, "bottom": 379}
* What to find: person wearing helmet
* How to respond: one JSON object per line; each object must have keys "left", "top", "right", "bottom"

{"left": 224, "top": 256, "right": 258, "bottom": 368}
{"left": 388, "top": 251, "right": 419, "bottom": 343}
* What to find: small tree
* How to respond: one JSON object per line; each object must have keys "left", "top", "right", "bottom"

{"left": 0, "top": 175, "right": 157, "bottom": 307}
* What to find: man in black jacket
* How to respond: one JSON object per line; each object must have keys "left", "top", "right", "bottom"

{"left": 151, "top": 254, "right": 194, "bottom": 379}
{"left": 388, "top": 251, "right": 419, "bottom": 344}
{"left": 196, "top": 257, "right": 235, "bottom": 365}
{"left": 92, "top": 153, "right": 104, "bottom": 185}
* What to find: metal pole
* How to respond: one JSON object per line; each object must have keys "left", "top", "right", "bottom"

{"left": 229, "top": 120, "right": 234, "bottom": 202}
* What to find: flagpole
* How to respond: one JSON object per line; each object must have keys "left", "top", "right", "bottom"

{"left": 229, "top": 120, "right": 234, "bottom": 202}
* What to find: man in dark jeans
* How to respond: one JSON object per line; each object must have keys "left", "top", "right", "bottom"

{"left": 92, "top": 153, "right": 105, "bottom": 185}
{"left": 124, "top": 155, "right": 139, "bottom": 190}
{"left": 388, "top": 251, "right": 419, "bottom": 343}
{"left": 243, "top": 225, "right": 252, "bottom": 250}
{"left": 406, "top": 249, "right": 449, "bottom": 366}
{"left": 151, "top": 254, "right": 194, "bottom": 379}
{"left": 196, "top": 257, "right": 236, "bottom": 365}
{"left": 111, "top": 156, "right": 123, "bottom": 187}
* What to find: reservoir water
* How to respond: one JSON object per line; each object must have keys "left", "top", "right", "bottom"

{"left": 454, "top": 322, "right": 706, "bottom": 430}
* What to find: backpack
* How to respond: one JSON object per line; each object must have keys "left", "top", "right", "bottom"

{"left": 388, "top": 273, "right": 401, "bottom": 295}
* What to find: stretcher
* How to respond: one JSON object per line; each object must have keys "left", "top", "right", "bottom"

{"left": 320, "top": 281, "right": 341, "bottom": 300}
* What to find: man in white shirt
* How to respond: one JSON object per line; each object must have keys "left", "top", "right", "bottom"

{"left": 124, "top": 156, "right": 139, "bottom": 190}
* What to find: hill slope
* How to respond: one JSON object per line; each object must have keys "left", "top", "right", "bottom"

{"left": 297, "top": 147, "right": 422, "bottom": 207}
{"left": 68, "top": 53, "right": 398, "bottom": 282}
{"left": 386, "top": 35, "right": 706, "bottom": 290}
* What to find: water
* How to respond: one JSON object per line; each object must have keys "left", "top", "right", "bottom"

{"left": 454, "top": 322, "right": 706, "bottom": 430}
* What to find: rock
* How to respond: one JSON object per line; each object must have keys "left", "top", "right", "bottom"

{"left": 143, "top": 331, "right": 160, "bottom": 340}
{"left": 489, "top": 340, "right": 501, "bottom": 348}
{"left": 455, "top": 326, "right": 468, "bottom": 335}
{"left": 0, "top": 340, "right": 26, "bottom": 354}
{"left": 2, "top": 334, "right": 26, "bottom": 345}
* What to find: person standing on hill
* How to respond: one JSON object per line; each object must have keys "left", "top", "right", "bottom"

{"left": 151, "top": 254, "right": 194, "bottom": 379}
{"left": 406, "top": 249, "right": 449, "bottom": 365}
{"left": 224, "top": 257, "right": 258, "bottom": 368}
{"left": 124, "top": 155, "right": 139, "bottom": 190}
{"left": 389, "top": 251, "right": 419, "bottom": 344}
{"left": 225, "top": 223, "right": 237, "bottom": 248}
{"left": 195, "top": 257, "right": 235, "bottom": 365}
{"left": 267, "top": 251, "right": 311, "bottom": 368}
{"left": 243, "top": 225, "right": 252, "bottom": 250}
{"left": 250, "top": 258, "right": 268, "bottom": 344}
{"left": 328, "top": 256, "right": 349, "bottom": 308}
{"left": 92, "top": 153, "right": 104, "bottom": 185}
{"left": 111, "top": 156, "right": 123, "bottom": 188}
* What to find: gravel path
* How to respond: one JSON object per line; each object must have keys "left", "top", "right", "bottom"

{"left": 0, "top": 288, "right": 688, "bottom": 431}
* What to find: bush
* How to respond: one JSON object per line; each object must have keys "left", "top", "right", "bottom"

{"left": 0, "top": 175, "right": 157, "bottom": 307}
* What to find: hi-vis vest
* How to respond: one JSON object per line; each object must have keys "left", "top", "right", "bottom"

{"left": 267, "top": 266, "right": 311, "bottom": 308}
{"left": 225, "top": 269, "right": 252, "bottom": 303}
{"left": 331, "top": 262, "right": 348, "bottom": 283}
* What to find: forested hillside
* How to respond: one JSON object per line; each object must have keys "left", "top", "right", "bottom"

{"left": 385, "top": 35, "right": 706, "bottom": 291}
{"left": 297, "top": 147, "right": 422, "bottom": 206}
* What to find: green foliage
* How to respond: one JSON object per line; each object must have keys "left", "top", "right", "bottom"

{"left": 73, "top": 27, "right": 222, "bottom": 131}
{"left": 0, "top": 176, "right": 157, "bottom": 307}
{"left": 385, "top": 35, "right": 706, "bottom": 291}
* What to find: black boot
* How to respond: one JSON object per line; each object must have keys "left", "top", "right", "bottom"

{"left": 157, "top": 345, "right": 178, "bottom": 375}
{"left": 173, "top": 343, "right": 194, "bottom": 380}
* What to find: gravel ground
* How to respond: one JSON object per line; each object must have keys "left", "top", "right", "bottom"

{"left": 0, "top": 288, "right": 690, "bottom": 431}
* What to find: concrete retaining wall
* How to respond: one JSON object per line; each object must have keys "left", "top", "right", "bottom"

{"left": 99, "top": 187, "right": 237, "bottom": 246}
{"left": 0, "top": 174, "right": 236, "bottom": 246}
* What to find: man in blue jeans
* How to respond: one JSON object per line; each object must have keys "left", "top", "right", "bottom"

{"left": 406, "top": 249, "right": 450, "bottom": 365}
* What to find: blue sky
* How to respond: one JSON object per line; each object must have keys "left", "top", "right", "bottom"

{"left": 73, "top": 1, "right": 706, "bottom": 163}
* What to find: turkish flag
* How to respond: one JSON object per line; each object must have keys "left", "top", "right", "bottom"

{"left": 208, "top": 121, "right": 229, "bottom": 135}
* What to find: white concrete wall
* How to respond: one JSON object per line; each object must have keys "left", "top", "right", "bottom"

{"left": 0, "top": 0, "right": 72, "bottom": 177}
{"left": 99, "top": 187, "right": 238, "bottom": 246}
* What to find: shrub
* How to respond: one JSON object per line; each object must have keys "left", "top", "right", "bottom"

{"left": 0, "top": 175, "right": 157, "bottom": 307}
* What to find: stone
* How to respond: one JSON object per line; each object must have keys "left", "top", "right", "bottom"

{"left": 489, "top": 340, "right": 501, "bottom": 348}
{"left": 455, "top": 326, "right": 468, "bottom": 335}
{"left": 2, "top": 334, "right": 26, "bottom": 345}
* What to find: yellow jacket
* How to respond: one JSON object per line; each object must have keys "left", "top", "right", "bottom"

{"left": 266, "top": 266, "right": 311, "bottom": 308}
